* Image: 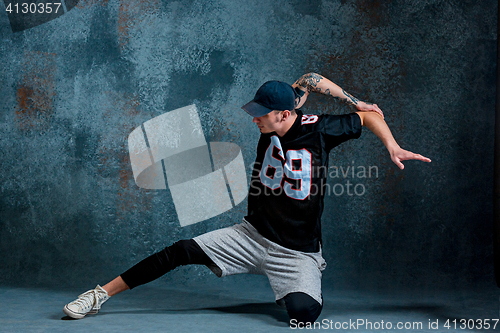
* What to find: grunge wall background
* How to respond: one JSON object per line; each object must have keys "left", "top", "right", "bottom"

{"left": 0, "top": 0, "right": 496, "bottom": 291}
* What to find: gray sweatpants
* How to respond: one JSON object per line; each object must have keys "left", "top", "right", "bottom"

{"left": 193, "top": 219, "right": 326, "bottom": 305}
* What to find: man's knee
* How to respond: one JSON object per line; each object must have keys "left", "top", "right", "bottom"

{"left": 170, "top": 239, "right": 194, "bottom": 254}
{"left": 284, "top": 292, "right": 323, "bottom": 324}
{"left": 165, "top": 239, "right": 213, "bottom": 266}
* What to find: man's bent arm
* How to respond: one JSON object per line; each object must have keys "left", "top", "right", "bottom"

{"left": 292, "top": 73, "right": 383, "bottom": 118}
{"left": 356, "top": 111, "right": 431, "bottom": 170}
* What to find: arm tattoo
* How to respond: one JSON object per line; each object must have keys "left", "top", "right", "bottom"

{"left": 294, "top": 87, "right": 305, "bottom": 107}
{"left": 295, "top": 73, "right": 360, "bottom": 106}
{"left": 342, "top": 89, "right": 359, "bottom": 105}
{"left": 294, "top": 87, "right": 305, "bottom": 98}
{"left": 333, "top": 96, "right": 350, "bottom": 104}
{"left": 296, "top": 73, "right": 323, "bottom": 93}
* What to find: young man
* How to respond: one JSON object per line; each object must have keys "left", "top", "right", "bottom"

{"left": 63, "top": 73, "right": 430, "bottom": 324}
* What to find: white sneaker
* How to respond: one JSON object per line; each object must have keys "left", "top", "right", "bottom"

{"left": 63, "top": 285, "right": 109, "bottom": 319}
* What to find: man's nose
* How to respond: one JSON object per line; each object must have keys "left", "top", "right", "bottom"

{"left": 253, "top": 117, "right": 259, "bottom": 123}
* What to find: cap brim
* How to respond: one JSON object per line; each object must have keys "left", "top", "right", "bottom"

{"left": 241, "top": 101, "right": 273, "bottom": 117}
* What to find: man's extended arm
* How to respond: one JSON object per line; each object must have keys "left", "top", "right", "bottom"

{"left": 292, "top": 73, "right": 384, "bottom": 118}
{"left": 356, "top": 111, "right": 431, "bottom": 169}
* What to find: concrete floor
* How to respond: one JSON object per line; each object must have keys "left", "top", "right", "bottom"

{"left": 1, "top": 278, "right": 499, "bottom": 333}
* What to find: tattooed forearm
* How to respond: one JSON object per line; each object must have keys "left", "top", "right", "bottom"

{"left": 293, "top": 72, "right": 362, "bottom": 108}
{"left": 342, "top": 89, "right": 359, "bottom": 105}
{"left": 294, "top": 87, "right": 305, "bottom": 98}
{"left": 294, "top": 86, "right": 305, "bottom": 108}
{"left": 296, "top": 73, "right": 323, "bottom": 93}
{"left": 333, "top": 96, "right": 348, "bottom": 103}
{"left": 324, "top": 87, "right": 359, "bottom": 105}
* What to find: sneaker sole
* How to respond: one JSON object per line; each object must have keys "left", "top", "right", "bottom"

{"left": 63, "top": 305, "right": 88, "bottom": 319}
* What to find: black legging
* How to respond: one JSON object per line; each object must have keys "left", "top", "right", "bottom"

{"left": 120, "top": 239, "right": 322, "bottom": 324}
{"left": 120, "top": 239, "right": 213, "bottom": 288}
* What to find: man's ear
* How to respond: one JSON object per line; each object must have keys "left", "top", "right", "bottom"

{"left": 282, "top": 110, "right": 291, "bottom": 120}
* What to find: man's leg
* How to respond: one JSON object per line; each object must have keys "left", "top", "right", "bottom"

{"left": 64, "top": 239, "right": 214, "bottom": 319}
{"left": 119, "top": 239, "right": 214, "bottom": 290}
{"left": 283, "top": 292, "right": 323, "bottom": 324}
{"left": 101, "top": 276, "right": 129, "bottom": 296}
{"left": 264, "top": 240, "right": 326, "bottom": 325}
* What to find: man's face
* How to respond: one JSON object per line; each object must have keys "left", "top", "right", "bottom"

{"left": 253, "top": 111, "right": 281, "bottom": 133}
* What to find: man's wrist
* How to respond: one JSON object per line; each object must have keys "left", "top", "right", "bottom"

{"left": 387, "top": 142, "right": 401, "bottom": 155}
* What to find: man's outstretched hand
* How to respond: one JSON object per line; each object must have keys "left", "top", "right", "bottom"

{"left": 390, "top": 146, "right": 431, "bottom": 170}
{"left": 356, "top": 109, "right": 430, "bottom": 170}
{"left": 356, "top": 101, "right": 384, "bottom": 119}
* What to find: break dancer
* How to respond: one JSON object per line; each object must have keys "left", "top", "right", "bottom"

{"left": 63, "top": 73, "right": 431, "bottom": 324}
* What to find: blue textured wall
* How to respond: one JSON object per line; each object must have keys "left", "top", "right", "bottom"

{"left": 0, "top": 0, "right": 497, "bottom": 291}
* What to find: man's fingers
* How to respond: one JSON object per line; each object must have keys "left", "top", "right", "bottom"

{"left": 393, "top": 152, "right": 431, "bottom": 169}
{"left": 394, "top": 158, "right": 404, "bottom": 170}
{"left": 410, "top": 153, "right": 431, "bottom": 162}
{"left": 371, "top": 104, "right": 384, "bottom": 119}
{"left": 397, "top": 153, "right": 431, "bottom": 163}
{"left": 356, "top": 102, "right": 384, "bottom": 118}
{"left": 416, "top": 154, "right": 431, "bottom": 162}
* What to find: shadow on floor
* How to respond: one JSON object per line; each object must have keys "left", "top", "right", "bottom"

{"left": 60, "top": 301, "right": 290, "bottom": 326}
{"left": 53, "top": 285, "right": 499, "bottom": 332}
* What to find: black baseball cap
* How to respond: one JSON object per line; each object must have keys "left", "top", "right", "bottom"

{"left": 241, "top": 80, "right": 297, "bottom": 117}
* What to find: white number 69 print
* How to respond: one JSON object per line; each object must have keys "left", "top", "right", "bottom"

{"left": 259, "top": 136, "right": 312, "bottom": 200}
